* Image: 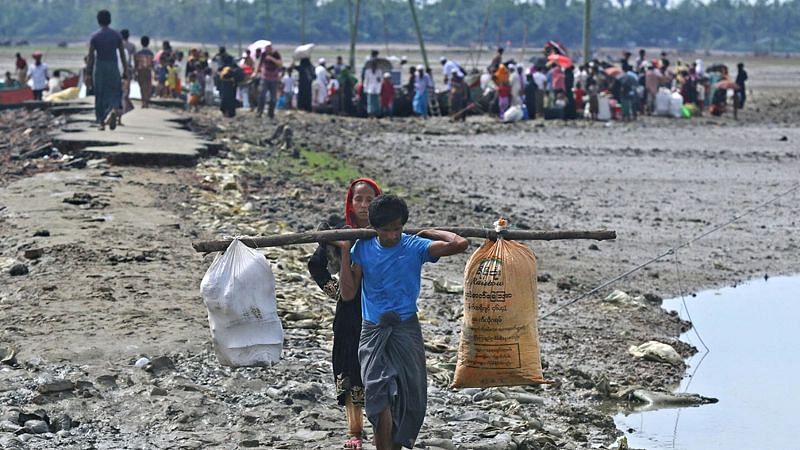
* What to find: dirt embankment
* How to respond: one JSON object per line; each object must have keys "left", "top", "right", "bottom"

{"left": 1, "top": 86, "right": 799, "bottom": 450}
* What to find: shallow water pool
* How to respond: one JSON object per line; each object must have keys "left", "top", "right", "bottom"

{"left": 614, "top": 275, "right": 800, "bottom": 450}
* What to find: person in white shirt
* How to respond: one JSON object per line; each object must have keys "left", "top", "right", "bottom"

{"left": 508, "top": 64, "right": 523, "bottom": 106}
{"left": 440, "top": 57, "right": 461, "bottom": 90}
{"left": 479, "top": 68, "right": 492, "bottom": 92}
{"left": 27, "top": 51, "right": 49, "bottom": 100}
{"left": 315, "top": 58, "right": 329, "bottom": 106}
{"left": 281, "top": 67, "right": 294, "bottom": 109}
{"left": 363, "top": 59, "right": 382, "bottom": 118}
{"left": 531, "top": 68, "right": 547, "bottom": 116}
{"left": 48, "top": 69, "right": 62, "bottom": 94}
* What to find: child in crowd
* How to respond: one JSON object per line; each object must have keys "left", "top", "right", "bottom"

{"left": 281, "top": 67, "right": 294, "bottom": 109}
{"left": 204, "top": 68, "right": 215, "bottom": 105}
{"left": 379, "top": 73, "right": 395, "bottom": 118}
{"left": 187, "top": 73, "right": 202, "bottom": 112}
{"left": 573, "top": 81, "right": 585, "bottom": 115}
{"left": 48, "top": 69, "right": 62, "bottom": 94}
{"left": 156, "top": 55, "right": 168, "bottom": 97}
{"left": 587, "top": 77, "right": 599, "bottom": 121}
{"left": 165, "top": 58, "right": 178, "bottom": 98}
{"left": 341, "top": 195, "right": 468, "bottom": 450}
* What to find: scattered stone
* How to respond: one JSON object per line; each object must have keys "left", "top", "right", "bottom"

{"left": 24, "top": 419, "right": 50, "bottom": 434}
{"left": 0, "top": 420, "right": 22, "bottom": 432}
{"left": 511, "top": 392, "right": 545, "bottom": 405}
{"left": 556, "top": 278, "right": 578, "bottom": 291}
{"left": 63, "top": 192, "right": 93, "bottom": 205}
{"left": 0, "top": 346, "right": 17, "bottom": 366}
{"left": 37, "top": 380, "right": 74, "bottom": 394}
{"left": 51, "top": 414, "right": 73, "bottom": 431}
{"left": 422, "top": 438, "right": 456, "bottom": 450}
{"left": 433, "top": 277, "right": 464, "bottom": 294}
{"left": 150, "top": 387, "right": 168, "bottom": 396}
{"left": 33, "top": 230, "right": 50, "bottom": 237}
{"left": 588, "top": 243, "right": 600, "bottom": 251}
{"left": 144, "top": 356, "right": 175, "bottom": 374}
{"left": 239, "top": 440, "right": 261, "bottom": 448}
{"left": 294, "top": 429, "right": 329, "bottom": 441}
{"left": 537, "top": 273, "right": 552, "bottom": 283}
{"left": 23, "top": 248, "right": 44, "bottom": 259}
{"left": 0, "top": 436, "right": 24, "bottom": 450}
{"left": 9, "top": 263, "right": 28, "bottom": 276}
{"left": 643, "top": 293, "right": 662, "bottom": 303}
{"left": 95, "top": 374, "right": 118, "bottom": 389}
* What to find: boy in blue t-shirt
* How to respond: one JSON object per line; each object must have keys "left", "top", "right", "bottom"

{"left": 339, "top": 195, "right": 468, "bottom": 450}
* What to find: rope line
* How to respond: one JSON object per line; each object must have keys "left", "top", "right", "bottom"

{"left": 541, "top": 182, "right": 800, "bottom": 319}
{"left": 673, "top": 246, "right": 710, "bottom": 352}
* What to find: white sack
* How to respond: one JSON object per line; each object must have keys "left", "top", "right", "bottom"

{"left": 200, "top": 239, "right": 283, "bottom": 367}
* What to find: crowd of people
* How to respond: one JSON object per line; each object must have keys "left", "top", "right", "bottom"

{"left": 6, "top": 33, "right": 750, "bottom": 126}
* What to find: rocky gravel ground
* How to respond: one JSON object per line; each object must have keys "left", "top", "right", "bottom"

{"left": 1, "top": 83, "right": 798, "bottom": 450}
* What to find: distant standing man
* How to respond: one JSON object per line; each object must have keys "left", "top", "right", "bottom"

{"left": 489, "top": 47, "right": 504, "bottom": 72}
{"left": 27, "top": 51, "right": 49, "bottom": 100}
{"left": 134, "top": 36, "right": 155, "bottom": 108}
{"left": 735, "top": 62, "right": 748, "bottom": 108}
{"left": 15, "top": 53, "right": 28, "bottom": 85}
{"left": 255, "top": 43, "right": 283, "bottom": 119}
{"left": 86, "top": 10, "right": 129, "bottom": 130}
{"left": 120, "top": 29, "right": 136, "bottom": 115}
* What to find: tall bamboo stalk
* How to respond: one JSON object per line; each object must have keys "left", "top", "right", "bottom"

{"left": 235, "top": 0, "right": 242, "bottom": 56}
{"left": 349, "top": 0, "right": 361, "bottom": 71}
{"left": 583, "top": 0, "right": 592, "bottom": 63}
{"left": 301, "top": 0, "right": 306, "bottom": 44}
{"left": 408, "top": 0, "right": 429, "bottom": 69}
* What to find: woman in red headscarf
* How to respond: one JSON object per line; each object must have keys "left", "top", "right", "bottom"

{"left": 308, "top": 177, "right": 381, "bottom": 450}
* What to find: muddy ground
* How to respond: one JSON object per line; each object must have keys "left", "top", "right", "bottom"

{"left": 1, "top": 77, "right": 799, "bottom": 450}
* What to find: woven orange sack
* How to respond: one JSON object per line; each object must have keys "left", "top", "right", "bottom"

{"left": 452, "top": 233, "right": 548, "bottom": 387}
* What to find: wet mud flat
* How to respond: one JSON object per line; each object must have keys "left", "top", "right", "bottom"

{"left": 1, "top": 83, "right": 798, "bottom": 450}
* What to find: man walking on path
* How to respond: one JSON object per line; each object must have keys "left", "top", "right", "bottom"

{"left": 120, "top": 29, "right": 136, "bottom": 115}
{"left": 85, "top": 9, "right": 129, "bottom": 130}
{"left": 134, "top": 36, "right": 154, "bottom": 108}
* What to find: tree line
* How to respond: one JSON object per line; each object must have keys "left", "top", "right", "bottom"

{"left": 2, "top": 0, "right": 799, "bottom": 54}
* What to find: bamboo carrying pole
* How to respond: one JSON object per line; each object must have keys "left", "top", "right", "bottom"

{"left": 192, "top": 228, "right": 616, "bottom": 253}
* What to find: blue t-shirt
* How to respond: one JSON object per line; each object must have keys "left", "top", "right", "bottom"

{"left": 90, "top": 27, "right": 123, "bottom": 61}
{"left": 351, "top": 233, "right": 438, "bottom": 323}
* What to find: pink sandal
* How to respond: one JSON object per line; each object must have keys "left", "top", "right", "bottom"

{"left": 343, "top": 437, "right": 363, "bottom": 449}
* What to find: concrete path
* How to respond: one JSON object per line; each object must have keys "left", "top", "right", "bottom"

{"left": 55, "top": 102, "right": 210, "bottom": 166}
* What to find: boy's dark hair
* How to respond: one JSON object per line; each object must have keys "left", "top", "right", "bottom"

{"left": 141, "top": 35, "right": 149, "bottom": 47}
{"left": 120, "top": 29, "right": 129, "bottom": 39}
{"left": 97, "top": 10, "right": 111, "bottom": 26}
{"left": 53, "top": 69, "right": 60, "bottom": 77}
{"left": 368, "top": 195, "right": 409, "bottom": 229}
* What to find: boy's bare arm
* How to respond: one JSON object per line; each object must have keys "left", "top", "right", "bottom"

{"left": 419, "top": 229, "right": 469, "bottom": 258}
{"left": 338, "top": 244, "right": 362, "bottom": 301}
